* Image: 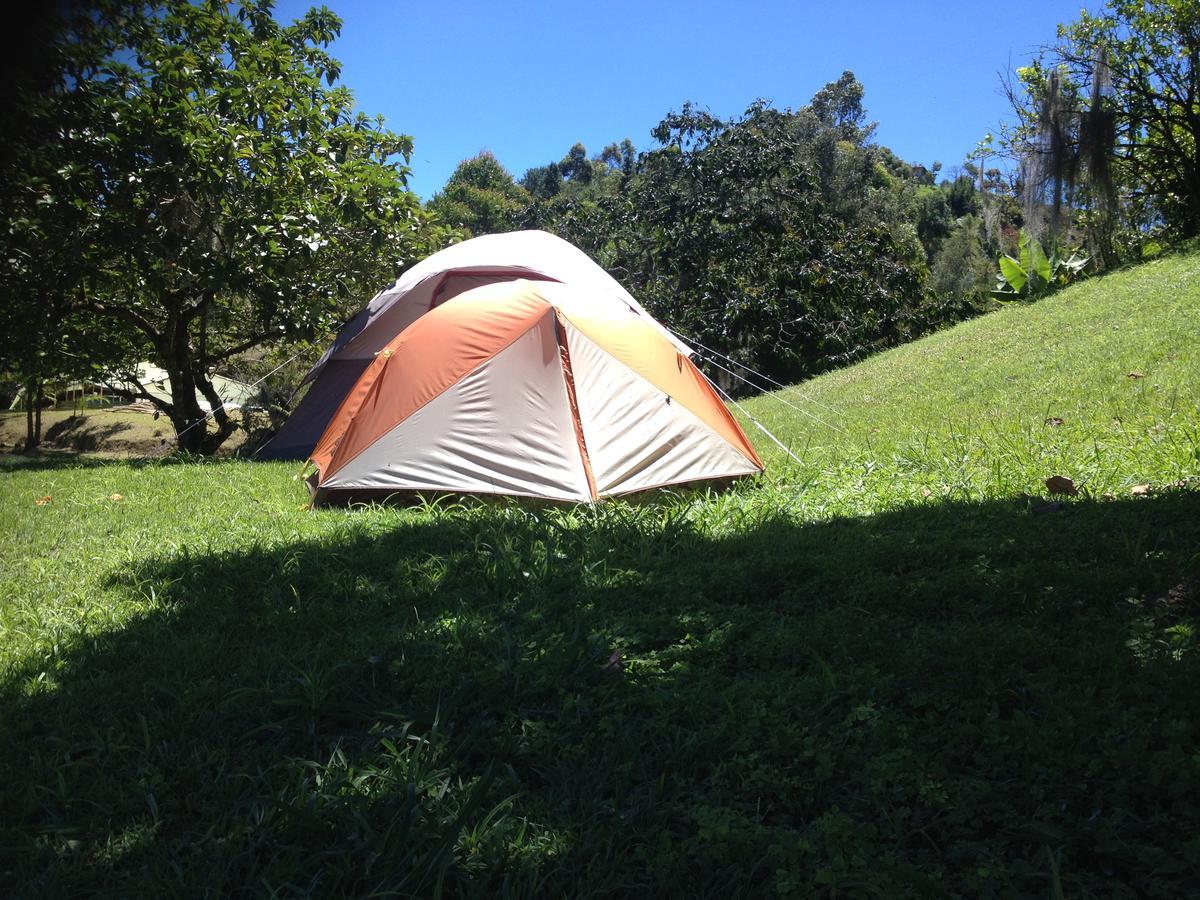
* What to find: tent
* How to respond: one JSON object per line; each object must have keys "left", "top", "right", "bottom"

{"left": 260, "top": 230, "right": 685, "bottom": 460}
{"left": 307, "top": 279, "right": 763, "bottom": 504}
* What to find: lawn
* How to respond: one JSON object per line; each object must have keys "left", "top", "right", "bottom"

{"left": 1, "top": 253, "right": 1198, "bottom": 897}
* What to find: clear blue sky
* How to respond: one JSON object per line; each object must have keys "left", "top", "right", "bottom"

{"left": 274, "top": 0, "right": 1095, "bottom": 200}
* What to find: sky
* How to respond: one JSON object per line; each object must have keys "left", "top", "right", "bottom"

{"left": 273, "top": 0, "right": 1096, "bottom": 200}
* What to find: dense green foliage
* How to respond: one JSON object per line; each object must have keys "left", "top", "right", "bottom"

{"left": 0, "top": 0, "right": 449, "bottom": 454}
{"left": 1005, "top": 0, "right": 1200, "bottom": 260}
{"left": 427, "top": 153, "right": 531, "bottom": 237}
{"left": 3, "top": 253, "right": 1198, "bottom": 895}
{"left": 1065, "top": 0, "right": 1200, "bottom": 238}
{"left": 992, "top": 230, "right": 1089, "bottom": 300}
{"left": 500, "top": 77, "right": 986, "bottom": 386}
{"left": 929, "top": 214, "right": 993, "bottom": 302}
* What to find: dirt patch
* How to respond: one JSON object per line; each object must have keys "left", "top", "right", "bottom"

{"left": 0, "top": 409, "right": 251, "bottom": 458}
{"left": 44, "top": 415, "right": 134, "bottom": 451}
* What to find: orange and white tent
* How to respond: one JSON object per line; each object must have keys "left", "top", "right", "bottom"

{"left": 261, "top": 230, "right": 686, "bottom": 460}
{"left": 307, "top": 279, "right": 763, "bottom": 504}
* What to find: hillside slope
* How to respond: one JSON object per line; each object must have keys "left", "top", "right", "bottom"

{"left": 736, "top": 250, "right": 1200, "bottom": 509}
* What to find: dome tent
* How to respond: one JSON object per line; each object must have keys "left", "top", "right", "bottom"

{"left": 306, "top": 279, "right": 762, "bottom": 504}
{"left": 261, "top": 230, "right": 685, "bottom": 460}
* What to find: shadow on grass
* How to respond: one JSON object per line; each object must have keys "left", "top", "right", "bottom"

{"left": 42, "top": 417, "right": 134, "bottom": 453}
{"left": 0, "top": 451, "right": 274, "bottom": 473}
{"left": 2, "top": 490, "right": 1199, "bottom": 897}
{"left": 0, "top": 450, "right": 127, "bottom": 471}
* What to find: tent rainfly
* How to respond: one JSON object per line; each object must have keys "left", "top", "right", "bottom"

{"left": 259, "top": 230, "right": 686, "bottom": 461}
{"left": 306, "top": 279, "right": 763, "bottom": 504}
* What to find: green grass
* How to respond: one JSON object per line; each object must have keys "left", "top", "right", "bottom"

{"left": 1, "top": 254, "right": 1198, "bottom": 897}
{"left": 735, "top": 250, "right": 1200, "bottom": 506}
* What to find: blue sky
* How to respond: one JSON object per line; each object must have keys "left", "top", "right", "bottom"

{"left": 274, "top": 0, "right": 1095, "bottom": 199}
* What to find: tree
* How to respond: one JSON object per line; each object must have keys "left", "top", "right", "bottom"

{"left": 427, "top": 152, "right": 529, "bottom": 236}
{"left": 596, "top": 102, "right": 930, "bottom": 385}
{"left": 519, "top": 160, "right": 563, "bottom": 201}
{"left": 0, "top": 2, "right": 136, "bottom": 451}
{"left": 929, "top": 215, "right": 993, "bottom": 307}
{"left": 1005, "top": 0, "right": 1200, "bottom": 257}
{"left": 1062, "top": 0, "right": 1200, "bottom": 238}
{"left": 519, "top": 139, "right": 637, "bottom": 205}
{"left": 5, "top": 0, "right": 439, "bottom": 454}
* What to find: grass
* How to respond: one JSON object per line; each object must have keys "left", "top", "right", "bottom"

{"left": 735, "top": 250, "right": 1200, "bottom": 505}
{"left": 1, "top": 252, "right": 1198, "bottom": 897}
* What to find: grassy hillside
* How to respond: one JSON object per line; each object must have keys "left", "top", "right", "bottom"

{"left": 1, "top": 254, "right": 1198, "bottom": 897}
{"left": 736, "top": 249, "right": 1200, "bottom": 510}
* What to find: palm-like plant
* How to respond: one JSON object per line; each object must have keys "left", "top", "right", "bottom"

{"left": 993, "top": 229, "right": 1089, "bottom": 300}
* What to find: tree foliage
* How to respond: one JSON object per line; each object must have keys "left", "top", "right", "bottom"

{"left": 426, "top": 152, "right": 529, "bottom": 236}
{"left": 1064, "top": 0, "right": 1200, "bottom": 238}
{"left": 1004, "top": 0, "right": 1200, "bottom": 258}
{"left": 0, "top": 3, "right": 137, "bottom": 450}
{"left": 929, "top": 215, "right": 993, "bottom": 307}
{"left": 515, "top": 86, "right": 947, "bottom": 386}
{"left": 0, "top": 0, "right": 445, "bottom": 453}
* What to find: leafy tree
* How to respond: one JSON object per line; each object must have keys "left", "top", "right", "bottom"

{"left": 597, "top": 139, "right": 637, "bottom": 182}
{"left": 1004, "top": 0, "right": 1200, "bottom": 261}
{"left": 519, "top": 161, "right": 563, "bottom": 201}
{"left": 558, "top": 143, "right": 592, "bottom": 185}
{"left": 0, "top": 2, "right": 136, "bottom": 451}
{"left": 427, "top": 152, "right": 529, "bottom": 236}
{"left": 519, "top": 140, "right": 634, "bottom": 203}
{"left": 929, "top": 215, "right": 993, "bottom": 306}
{"left": 1060, "top": 0, "right": 1200, "bottom": 238}
{"left": 580, "top": 102, "right": 931, "bottom": 384}
{"left": 915, "top": 186, "right": 954, "bottom": 261}
{"left": 2, "top": 0, "right": 440, "bottom": 454}
{"left": 946, "top": 174, "right": 981, "bottom": 218}
{"left": 519, "top": 78, "right": 987, "bottom": 380}
{"left": 809, "top": 70, "right": 875, "bottom": 142}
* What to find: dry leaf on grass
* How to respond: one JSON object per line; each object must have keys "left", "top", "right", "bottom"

{"left": 1130, "top": 483, "right": 1151, "bottom": 496}
{"left": 34, "top": 495, "right": 52, "bottom": 506}
{"left": 1127, "top": 372, "right": 1145, "bottom": 379}
{"left": 920, "top": 487, "right": 933, "bottom": 498}
{"left": 108, "top": 493, "right": 123, "bottom": 501}
{"left": 1044, "top": 417, "right": 1064, "bottom": 427}
{"left": 1045, "top": 475, "right": 1079, "bottom": 496}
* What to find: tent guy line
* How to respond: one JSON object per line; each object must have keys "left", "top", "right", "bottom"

{"left": 686, "top": 347, "right": 849, "bottom": 437}
{"left": 666, "top": 327, "right": 844, "bottom": 418}
{"left": 707, "top": 378, "right": 806, "bottom": 467}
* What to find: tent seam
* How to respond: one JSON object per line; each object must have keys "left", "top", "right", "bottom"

{"left": 557, "top": 315, "right": 764, "bottom": 473}
{"left": 554, "top": 312, "right": 599, "bottom": 501}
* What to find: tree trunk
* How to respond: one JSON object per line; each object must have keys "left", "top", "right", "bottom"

{"left": 168, "top": 364, "right": 208, "bottom": 454}
{"left": 23, "top": 376, "right": 38, "bottom": 453}
{"left": 194, "top": 298, "right": 236, "bottom": 455}
{"left": 158, "top": 294, "right": 240, "bottom": 456}
{"left": 195, "top": 372, "right": 237, "bottom": 455}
